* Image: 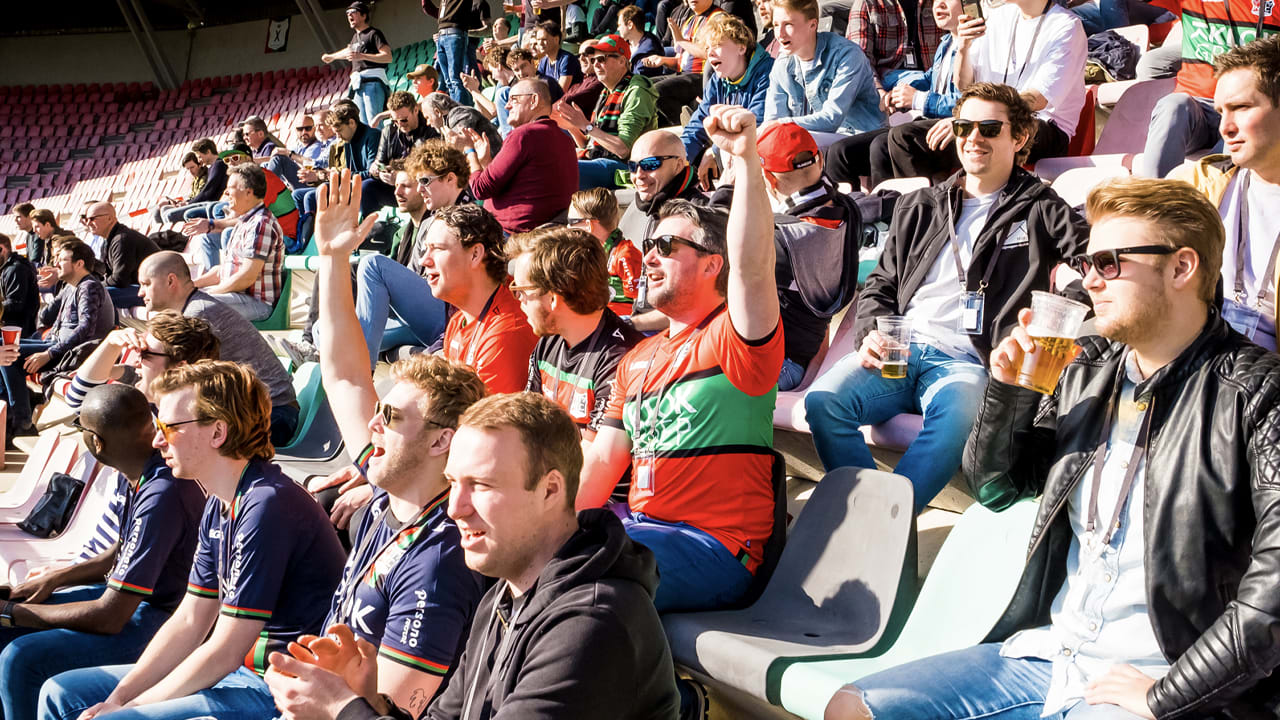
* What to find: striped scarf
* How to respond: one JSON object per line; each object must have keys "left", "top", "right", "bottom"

{"left": 587, "top": 72, "right": 635, "bottom": 161}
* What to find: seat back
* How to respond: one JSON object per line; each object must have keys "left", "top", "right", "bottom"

{"left": 733, "top": 450, "right": 789, "bottom": 608}
{"left": 1094, "top": 78, "right": 1177, "bottom": 156}
{"left": 1112, "top": 23, "right": 1150, "bottom": 51}
{"left": 252, "top": 270, "right": 293, "bottom": 331}
{"left": 1050, "top": 165, "right": 1131, "bottom": 208}
{"left": 1065, "top": 84, "right": 1099, "bottom": 158}
{"left": 276, "top": 361, "right": 343, "bottom": 460}
{"left": 0, "top": 431, "right": 59, "bottom": 508}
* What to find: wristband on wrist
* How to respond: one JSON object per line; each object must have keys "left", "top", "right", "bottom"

{"left": 0, "top": 600, "right": 15, "bottom": 628}
{"left": 464, "top": 147, "right": 477, "bottom": 155}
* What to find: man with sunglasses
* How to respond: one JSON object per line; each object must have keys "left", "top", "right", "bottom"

{"left": 265, "top": 113, "right": 334, "bottom": 191}
{"left": 578, "top": 104, "right": 783, "bottom": 613}
{"left": 805, "top": 83, "right": 1089, "bottom": 514}
{"left": 41, "top": 361, "right": 347, "bottom": 720}
{"left": 83, "top": 201, "right": 160, "bottom": 310}
{"left": 361, "top": 91, "right": 440, "bottom": 217}
{"left": 0, "top": 384, "right": 205, "bottom": 720}
{"left": 455, "top": 78, "right": 579, "bottom": 234}
{"left": 826, "top": 176, "right": 1280, "bottom": 720}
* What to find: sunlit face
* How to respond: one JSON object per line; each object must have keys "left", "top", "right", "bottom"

{"left": 953, "top": 98, "right": 1024, "bottom": 181}
{"left": 55, "top": 248, "right": 82, "bottom": 284}
{"left": 134, "top": 332, "right": 172, "bottom": 400}
{"left": 414, "top": 76, "right": 437, "bottom": 96}
{"left": 506, "top": 89, "right": 540, "bottom": 127}
{"left": 567, "top": 207, "right": 607, "bottom": 242}
{"left": 416, "top": 170, "right": 460, "bottom": 212}
{"left": 315, "top": 117, "right": 336, "bottom": 141}
{"left": 644, "top": 215, "right": 718, "bottom": 313}
{"left": 394, "top": 171, "right": 425, "bottom": 215}
{"left": 138, "top": 270, "right": 178, "bottom": 311}
{"left": 392, "top": 106, "right": 419, "bottom": 134}
{"left": 184, "top": 161, "right": 202, "bottom": 178}
{"left": 365, "top": 382, "right": 438, "bottom": 490}
{"left": 530, "top": 28, "right": 551, "bottom": 57}
{"left": 1081, "top": 216, "right": 1177, "bottom": 347}
{"left": 509, "top": 58, "right": 537, "bottom": 80}
{"left": 629, "top": 137, "right": 685, "bottom": 201}
{"left": 772, "top": 7, "right": 817, "bottom": 55}
{"left": 509, "top": 252, "right": 555, "bottom": 336}
{"left": 34, "top": 220, "right": 54, "bottom": 240}
{"left": 933, "top": 0, "right": 963, "bottom": 32}
{"left": 420, "top": 221, "right": 481, "bottom": 305}
{"left": 242, "top": 124, "right": 266, "bottom": 148}
{"left": 85, "top": 208, "right": 114, "bottom": 238}
{"left": 707, "top": 38, "right": 748, "bottom": 79}
{"left": 224, "top": 175, "right": 257, "bottom": 215}
{"left": 14, "top": 214, "right": 32, "bottom": 232}
{"left": 335, "top": 119, "right": 358, "bottom": 141}
{"left": 1215, "top": 68, "right": 1280, "bottom": 173}
{"left": 152, "top": 387, "right": 217, "bottom": 480}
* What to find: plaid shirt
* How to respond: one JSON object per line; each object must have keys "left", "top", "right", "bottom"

{"left": 846, "top": 0, "right": 944, "bottom": 87}
{"left": 223, "top": 203, "right": 284, "bottom": 307}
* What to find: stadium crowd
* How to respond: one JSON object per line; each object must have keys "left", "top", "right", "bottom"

{"left": 0, "top": 0, "right": 1278, "bottom": 718}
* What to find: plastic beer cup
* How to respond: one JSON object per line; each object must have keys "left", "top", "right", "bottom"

{"left": 0, "top": 326, "right": 19, "bottom": 346}
{"left": 876, "top": 316, "right": 912, "bottom": 379}
{"left": 1016, "top": 291, "right": 1090, "bottom": 394}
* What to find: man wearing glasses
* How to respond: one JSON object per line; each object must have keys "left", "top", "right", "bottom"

{"left": 0, "top": 384, "right": 206, "bottom": 720}
{"left": 361, "top": 91, "right": 440, "bottom": 217}
{"left": 578, "top": 104, "right": 783, "bottom": 613}
{"left": 41, "top": 361, "right": 346, "bottom": 720}
{"left": 265, "top": 113, "right": 333, "bottom": 191}
{"left": 827, "top": 177, "right": 1280, "bottom": 720}
{"left": 453, "top": 78, "right": 579, "bottom": 234}
{"left": 804, "top": 83, "right": 1089, "bottom": 514}
{"left": 82, "top": 201, "right": 160, "bottom": 310}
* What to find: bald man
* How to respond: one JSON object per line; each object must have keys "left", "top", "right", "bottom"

{"left": 0, "top": 384, "right": 205, "bottom": 720}
{"left": 137, "top": 252, "right": 299, "bottom": 445}
{"left": 82, "top": 202, "right": 160, "bottom": 309}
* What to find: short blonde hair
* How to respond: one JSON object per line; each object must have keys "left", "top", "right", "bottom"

{"left": 151, "top": 360, "right": 274, "bottom": 461}
{"left": 772, "top": 0, "right": 819, "bottom": 22}
{"left": 389, "top": 354, "right": 487, "bottom": 429}
{"left": 1085, "top": 177, "right": 1224, "bottom": 305}
{"left": 705, "top": 13, "right": 754, "bottom": 49}
{"left": 459, "top": 393, "right": 582, "bottom": 503}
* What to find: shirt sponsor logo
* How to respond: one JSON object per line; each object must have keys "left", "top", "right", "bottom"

{"left": 400, "top": 588, "right": 429, "bottom": 650}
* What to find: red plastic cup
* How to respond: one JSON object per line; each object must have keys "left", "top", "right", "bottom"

{"left": 1, "top": 326, "right": 20, "bottom": 346}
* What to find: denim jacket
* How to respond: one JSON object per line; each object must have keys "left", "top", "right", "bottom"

{"left": 764, "top": 31, "right": 885, "bottom": 135}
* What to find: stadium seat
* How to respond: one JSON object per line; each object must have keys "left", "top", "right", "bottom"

{"left": 1050, "top": 165, "right": 1131, "bottom": 207}
{"left": 662, "top": 467, "right": 918, "bottom": 705}
{"left": 251, "top": 271, "right": 293, "bottom": 331}
{"left": 0, "top": 461, "right": 119, "bottom": 586}
{"left": 275, "top": 361, "right": 343, "bottom": 461}
{"left": 0, "top": 433, "right": 78, "bottom": 524}
{"left": 777, "top": 499, "right": 1040, "bottom": 720}
{"left": 1033, "top": 78, "right": 1176, "bottom": 180}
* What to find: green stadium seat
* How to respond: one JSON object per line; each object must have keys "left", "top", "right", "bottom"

{"left": 777, "top": 498, "right": 1041, "bottom": 720}
{"left": 252, "top": 270, "right": 292, "bottom": 331}
{"left": 275, "top": 361, "right": 343, "bottom": 461}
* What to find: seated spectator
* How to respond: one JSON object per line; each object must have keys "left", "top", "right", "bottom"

{"left": 463, "top": 48, "right": 516, "bottom": 135}
{"left": 681, "top": 13, "right": 775, "bottom": 187}
{"left": 826, "top": 177, "right": 1280, "bottom": 720}
{"left": 76, "top": 200, "right": 109, "bottom": 261}
{"left": 0, "top": 239, "right": 115, "bottom": 436}
{"left": 846, "top": 0, "right": 944, "bottom": 100}
{"left": 40, "top": 361, "right": 346, "bottom": 720}
{"left": 296, "top": 101, "right": 380, "bottom": 246}
{"left": 0, "top": 232, "right": 40, "bottom": 337}
{"left": 618, "top": 4, "right": 665, "bottom": 75}
{"left": 558, "top": 61, "right": 606, "bottom": 122}
{"left": 241, "top": 115, "right": 284, "bottom": 168}
{"left": 568, "top": 188, "right": 643, "bottom": 318}
{"left": 878, "top": 0, "right": 1086, "bottom": 180}
{"left": 644, "top": 0, "right": 725, "bottom": 126}
{"left": 174, "top": 138, "right": 230, "bottom": 221}
{"left": 826, "top": 0, "right": 962, "bottom": 186}
{"left": 1174, "top": 36, "right": 1280, "bottom": 350}
{"left": 804, "top": 83, "right": 1089, "bottom": 513}
{"left": 507, "top": 226, "right": 643, "bottom": 446}
{"left": 138, "top": 251, "right": 301, "bottom": 445}
{"left": 506, "top": 47, "right": 566, "bottom": 102}
{"left": 323, "top": 1, "right": 394, "bottom": 125}
{"left": 191, "top": 163, "right": 286, "bottom": 322}
{"left": 453, "top": 78, "right": 578, "bottom": 233}
{"left": 0, "top": 383, "right": 205, "bottom": 720}
{"left": 27, "top": 209, "right": 65, "bottom": 267}
{"left": 264, "top": 112, "right": 333, "bottom": 191}
{"left": 407, "top": 63, "right": 440, "bottom": 98}
{"left": 426, "top": 203, "right": 538, "bottom": 393}
{"left": 83, "top": 201, "right": 160, "bottom": 309}
{"left": 422, "top": 92, "right": 463, "bottom": 134}
{"left": 1136, "top": 0, "right": 1279, "bottom": 178}
{"left": 765, "top": 0, "right": 885, "bottom": 145}
{"left": 185, "top": 143, "right": 299, "bottom": 258}
{"left": 618, "top": 129, "right": 704, "bottom": 244}
{"left": 152, "top": 153, "right": 208, "bottom": 224}
{"left": 578, "top": 105, "right": 782, "bottom": 613}
{"left": 362, "top": 91, "right": 441, "bottom": 216}
{"left": 288, "top": 170, "right": 488, "bottom": 714}
{"left": 11, "top": 202, "right": 40, "bottom": 267}
{"left": 532, "top": 20, "right": 585, "bottom": 94}
{"left": 442, "top": 106, "right": 504, "bottom": 158}
{"left": 555, "top": 34, "right": 660, "bottom": 190}
{"left": 264, "top": 393, "right": 680, "bottom": 720}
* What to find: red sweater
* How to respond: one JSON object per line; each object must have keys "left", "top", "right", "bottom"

{"left": 469, "top": 117, "right": 579, "bottom": 234}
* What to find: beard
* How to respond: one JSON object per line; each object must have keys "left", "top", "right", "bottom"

{"left": 1095, "top": 282, "right": 1173, "bottom": 348}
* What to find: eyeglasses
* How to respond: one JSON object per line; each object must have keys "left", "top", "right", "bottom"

{"left": 567, "top": 217, "right": 592, "bottom": 229}
{"left": 71, "top": 417, "right": 101, "bottom": 447}
{"left": 508, "top": 283, "right": 544, "bottom": 301}
{"left": 84, "top": 214, "right": 110, "bottom": 222}
{"left": 508, "top": 92, "right": 537, "bottom": 102}
{"left": 628, "top": 155, "right": 679, "bottom": 173}
{"left": 417, "top": 174, "right": 442, "bottom": 186}
{"left": 154, "top": 416, "right": 208, "bottom": 443}
{"left": 296, "top": 124, "right": 315, "bottom": 131}
{"left": 1067, "top": 245, "right": 1180, "bottom": 280}
{"left": 585, "top": 54, "right": 615, "bottom": 66}
{"left": 952, "top": 119, "right": 1006, "bottom": 139}
{"left": 138, "top": 349, "right": 171, "bottom": 362}
{"left": 642, "top": 234, "right": 713, "bottom": 257}
{"left": 374, "top": 401, "right": 450, "bottom": 430}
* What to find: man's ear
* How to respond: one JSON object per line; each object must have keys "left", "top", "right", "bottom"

{"left": 1171, "top": 246, "right": 1201, "bottom": 290}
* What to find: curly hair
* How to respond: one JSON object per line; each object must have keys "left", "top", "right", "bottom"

{"left": 146, "top": 311, "right": 221, "bottom": 365}
{"left": 387, "top": 90, "right": 419, "bottom": 112}
{"left": 151, "top": 360, "right": 274, "bottom": 461}
{"left": 434, "top": 204, "right": 508, "bottom": 284}
{"left": 406, "top": 138, "right": 470, "bottom": 188}
{"left": 459, "top": 392, "right": 582, "bottom": 502}
{"left": 953, "top": 82, "right": 1039, "bottom": 164}
{"left": 705, "top": 12, "right": 754, "bottom": 50}
{"left": 390, "top": 354, "right": 487, "bottom": 429}
{"left": 505, "top": 226, "right": 612, "bottom": 315}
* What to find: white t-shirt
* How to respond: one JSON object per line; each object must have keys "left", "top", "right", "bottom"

{"left": 967, "top": 3, "right": 1087, "bottom": 137}
{"left": 1220, "top": 170, "right": 1280, "bottom": 350}
{"left": 903, "top": 192, "right": 1000, "bottom": 363}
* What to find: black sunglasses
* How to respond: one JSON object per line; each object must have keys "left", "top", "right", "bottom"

{"left": 71, "top": 417, "right": 101, "bottom": 444}
{"left": 1067, "top": 245, "right": 1180, "bottom": 280}
{"left": 374, "top": 401, "right": 451, "bottom": 431}
{"left": 138, "top": 349, "right": 171, "bottom": 361}
{"left": 642, "top": 234, "right": 713, "bottom": 257}
{"left": 296, "top": 125, "right": 315, "bottom": 131}
{"left": 952, "top": 119, "right": 1006, "bottom": 139}
{"left": 629, "top": 155, "right": 679, "bottom": 173}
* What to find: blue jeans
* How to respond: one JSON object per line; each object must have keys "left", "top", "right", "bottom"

{"left": 578, "top": 158, "right": 629, "bottom": 190}
{"left": 1134, "top": 94, "right": 1222, "bottom": 179}
{"left": 0, "top": 338, "right": 55, "bottom": 430}
{"left": 0, "top": 585, "right": 171, "bottom": 720}
{"left": 349, "top": 79, "right": 389, "bottom": 127}
{"left": 107, "top": 285, "right": 144, "bottom": 309}
{"left": 847, "top": 643, "right": 1149, "bottom": 719}
{"left": 355, "top": 254, "right": 449, "bottom": 367}
{"left": 779, "top": 357, "right": 807, "bottom": 392}
{"left": 195, "top": 227, "right": 235, "bottom": 273}
{"left": 183, "top": 201, "right": 228, "bottom": 221}
{"left": 209, "top": 291, "right": 272, "bottom": 322}
{"left": 294, "top": 187, "right": 319, "bottom": 248}
{"left": 803, "top": 343, "right": 987, "bottom": 513}
{"left": 39, "top": 665, "right": 275, "bottom": 720}
{"left": 623, "top": 513, "right": 753, "bottom": 613}
{"left": 1071, "top": 0, "right": 1172, "bottom": 34}
{"left": 435, "top": 29, "right": 475, "bottom": 106}
{"left": 271, "top": 403, "right": 301, "bottom": 447}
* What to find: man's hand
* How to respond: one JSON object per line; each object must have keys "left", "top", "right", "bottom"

{"left": 705, "top": 105, "right": 760, "bottom": 159}
{"left": 104, "top": 328, "right": 147, "bottom": 355}
{"left": 181, "top": 218, "right": 212, "bottom": 237}
{"left": 299, "top": 167, "right": 320, "bottom": 185}
{"left": 314, "top": 169, "right": 380, "bottom": 258}
{"left": 330, "top": 484, "right": 374, "bottom": 530}
{"left": 321, "top": 53, "right": 335, "bottom": 64}
{"left": 24, "top": 351, "right": 51, "bottom": 374}
{"left": 667, "top": 16, "right": 686, "bottom": 42}
{"left": 460, "top": 69, "right": 482, "bottom": 95}
{"left": 697, "top": 151, "right": 720, "bottom": 191}
{"left": 877, "top": 87, "right": 890, "bottom": 114}
{"left": 926, "top": 117, "right": 956, "bottom": 151}
{"left": 76, "top": 701, "right": 125, "bottom": 720}
{"left": 465, "top": 129, "right": 492, "bottom": 165}
{"left": 888, "top": 84, "right": 918, "bottom": 111}
{"left": 307, "top": 465, "right": 361, "bottom": 494}
{"left": 0, "top": 345, "right": 19, "bottom": 367}
{"left": 268, "top": 623, "right": 381, "bottom": 720}
{"left": 989, "top": 308, "right": 1036, "bottom": 385}
{"left": 10, "top": 569, "right": 61, "bottom": 604}
{"left": 273, "top": 147, "right": 292, "bottom": 157}
{"left": 955, "top": 15, "right": 986, "bottom": 46}
{"left": 857, "top": 329, "right": 907, "bottom": 370}
{"left": 1084, "top": 664, "right": 1157, "bottom": 720}
{"left": 553, "top": 100, "right": 590, "bottom": 131}
{"left": 641, "top": 55, "right": 667, "bottom": 68}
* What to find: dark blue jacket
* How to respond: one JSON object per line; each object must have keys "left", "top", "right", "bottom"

{"left": 681, "top": 45, "right": 774, "bottom": 162}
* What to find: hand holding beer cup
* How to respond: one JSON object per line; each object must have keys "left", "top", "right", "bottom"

{"left": 990, "top": 292, "right": 1088, "bottom": 394}
{"left": 861, "top": 316, "right": 912, "bottom": 378}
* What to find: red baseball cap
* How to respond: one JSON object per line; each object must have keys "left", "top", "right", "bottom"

{"left": 756, "top": 121, "right": 820, "bottom": 174}
{"left": 582, "top": 34, "right": 631, "bottom": 58}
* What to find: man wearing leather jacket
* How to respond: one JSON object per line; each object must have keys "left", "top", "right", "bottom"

{"left": 826, "top": 177, "right": 1280, "bottom": 720}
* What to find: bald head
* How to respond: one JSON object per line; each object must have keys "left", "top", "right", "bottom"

{"left": 631, "top": 130, "right": 686, "bottom": 164}
{"left": 139, "top": 251, "right": 195, "bottom": 311}
{"left": 80, "top": 383, "right": 155, "bottom": 461}
{"left": 514, "top": 78, "right": 553, "bottom": 110}
{"left": 629, "top": 130, "right": 690, "bottom": 202}
{"left": 89, "top": 202, "right": 115, "bottom": 222}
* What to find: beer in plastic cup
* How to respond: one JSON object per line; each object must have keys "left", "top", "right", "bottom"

{"left": 876, "top": 316, "right": 912, "bottom": 380}
{"left": 1015, "top": 291, "right": 1090, "bottom": 395}
{"left": 0, "top": 326, "right": 19, "bottom": 346}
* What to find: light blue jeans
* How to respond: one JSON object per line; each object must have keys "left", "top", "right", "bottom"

{"left": 349, "top": 78, "right": 388, "bottom": 127}
{"left": 1134, "top": 94, "right": 1222, "bottom": 179}
{"left": 435, "top": 29, "right": 475, "bottom": 106}
{"left": 39, "top": 665, "right": 275, "bottom": 720}
{"left": 846, "top": 643, "right": 1149, "bottom": 719}
{"left": 804, "top": 343, "right": 987, "bottom": 513}
{"left": 355, "top": 254, "right": 449, "bottom": 366}
{"left": 623, "top": 513, "right": 754, "bottom": 613}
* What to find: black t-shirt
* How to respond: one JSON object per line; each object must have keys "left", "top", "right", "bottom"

{"left": 350, "top": 27, "right": 390, "bottom": 72}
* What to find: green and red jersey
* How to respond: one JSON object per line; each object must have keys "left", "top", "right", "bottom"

{"left": 1175, "top": 0, "right": 1279, "bottom": 99}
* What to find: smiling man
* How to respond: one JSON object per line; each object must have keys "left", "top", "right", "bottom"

{"left": 827, "top": 177, "right": 1280, "bottom": 720}
{"left": 804, "top": 83, "right": 1089, "bottom": 514}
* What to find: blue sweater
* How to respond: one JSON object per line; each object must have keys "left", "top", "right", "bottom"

{"left": 681, "top": 45, "right": 775, "bottom": 161}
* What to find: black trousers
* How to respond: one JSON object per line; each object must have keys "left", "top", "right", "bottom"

{"left": 874, "top": 117, "right": 1072, "bottom": 182}
{"left": 825, "top": 127, "right": 892, "bottom": 189}
{"left": 654, "top": 72, "right": 704, "bottom": 127}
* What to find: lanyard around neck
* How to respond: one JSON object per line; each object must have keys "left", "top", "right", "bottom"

{"left": 1085, "top": 361, "right": 1153, "bottom": 547}
{"left": 1233, "top": 170, "right": 1280, "bottom": 310}
{"left": 944, "top": 188, "right": 1005, "bottom": 294}
{"left": 1003, "top": 1, "right": 1053, "bottom": 87}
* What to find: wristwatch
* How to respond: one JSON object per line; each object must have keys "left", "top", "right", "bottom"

{"left": 582, "top": 122, "right": 596, "bottom": 135}
{"left": 0, "top": 601, "right": 15, "bottom": 628}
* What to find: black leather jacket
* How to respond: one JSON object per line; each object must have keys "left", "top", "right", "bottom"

{"left": 964, "top": 312, "right": 1280, "bottom": 719}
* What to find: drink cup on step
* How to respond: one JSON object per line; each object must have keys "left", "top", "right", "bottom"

{"left": 876, "top": 316, "right": 912, "bottom": 379}
{"left": 1, "top": 327, "right": 19, "bottom": 346}
{"left": 1015, "top": 291, "right": 1090, "bottom": 395}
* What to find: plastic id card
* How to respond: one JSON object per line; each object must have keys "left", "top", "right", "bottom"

{"left": 959, "top": 291, "right": 985, "bottom": 335}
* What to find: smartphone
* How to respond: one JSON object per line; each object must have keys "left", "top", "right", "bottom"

{"left": 962, "top": 0, "right": 984, "bottom": 18}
